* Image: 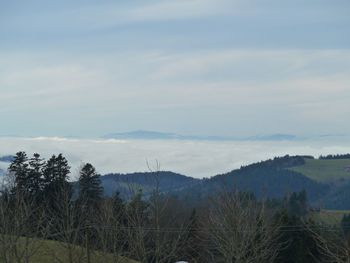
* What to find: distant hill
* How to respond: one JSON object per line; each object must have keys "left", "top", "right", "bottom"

{"left": 102, "top": 130, "right": 234, "bottom": 141}
{"left": 247, "top": 134, "right": 297, "bottom": 141}
{"left": 100, "top": 171, "right": 200, "bottom": 198}
{"left": 102, "top": 130, "right": 298, "bottom": 141}
{"left": 98, "top": 156, "right": 328, "bottom": 203}
{"left": 173, "top": 155, "right": 329, "bottom": 203}
{"left": 102, "top": 130, "right": 180, "bottom": 140}
{"left": 0, "top": 155, "right": 14, "bottom": 163}
{"left": 97, "top": 154, "right": 350, "bottom": 210}
{"left": 174, "top": 154, "right": 350, "bottom": 209}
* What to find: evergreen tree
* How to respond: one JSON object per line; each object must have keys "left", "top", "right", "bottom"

{"left": 276, "top": 209, "right": 320, "bottom": 263}
{"left": 112, "top": 191, "right": 126, "bottom": 222}
{"left": 43, "top": 154, "right": 71, "bottom": 197}
{"left": 78, "top": 163, "right": 103, "bottom": 204}
{"left": 8, "top": 151, "right": 29, "bottom": 196}
{"left": 27, "top": 153, "right": 44, "bottom": 198}
{"left": 127, "top": 190, "right": 149, "bottom": 225}
{"left": 42, "top": 153, "right": 71, "bottom": 228}
{"left": 182, "top": 209, "right": 202, "bottom": 262}
{"left": 287, "top": 190, "right": 308, "bottom": 218}
{"left": 341, "top": 213, "right": 350, "bottom": 239}
{"left": 77, "top": 163, "right": 102, "bottom": 263}
{"left": 43, "top": 154, "right": 70, "bottom": 186}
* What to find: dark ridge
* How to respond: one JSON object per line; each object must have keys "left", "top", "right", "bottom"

{"left": 100, "top": 171, "right": 200, "bottom": 197}
{"left": 0, "top": 155, "right": 15, "bottom": 163}
{"left": 319, "top": 154, "right": 350, "bottom": 160}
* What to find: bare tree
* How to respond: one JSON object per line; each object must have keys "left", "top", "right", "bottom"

{"left": 208, "top": 191, "right": 283, "bottom": 263}
{"left": 94, "top": 197, "right": 127, "bottom": 263}
{"left": 0, "top": 189, "right": 47, "bottom": 263}
{"left": 46, "top": 188, "right": 85, "bottom": 263}
{"left": 305, "top": 222, "right": 350, "bottom": 263}
{"left": 125, "top": 190, "right": 149, "bottom": 263}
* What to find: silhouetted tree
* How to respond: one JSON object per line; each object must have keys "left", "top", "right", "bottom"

{"left": 43, "top": 154, "right": 71, "bottom": 197}
{"left": 78, "top": 163, "right": 103, "bottom": 204}
{"left": 27, "top": 153, "right": 45, "bottom": 200}
{"left": 42, "top": 154, "right": 71, "bottom": 238}
{"left": 8, "top": 151, "right": 29, "bottom": 196}
{"left": 287, "top": 190, "right": 308, "bottom": 218}
{"left": 78, "top": 163, "right": 103, "bottom": 263}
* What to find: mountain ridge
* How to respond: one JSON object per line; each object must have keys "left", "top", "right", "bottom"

{"left": 99, "top": 154, "right": 350, "bottom": 209}
{"left": 102, "top": 130, "right": 298, "bottom": 141}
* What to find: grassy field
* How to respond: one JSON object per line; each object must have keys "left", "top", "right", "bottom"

{"left": 289, "top": 158, "right": 350, "bottom": 182}
{"left": 311, "top": 209, "right": 350, "bottom": 225}
{"left": 1, "top": 237, "right": 138, "bottom": 263}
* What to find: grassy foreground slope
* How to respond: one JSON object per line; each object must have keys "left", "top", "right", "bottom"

{"left": 289, "top": 158, "right": 350, "bottom": 182}
{"left": 2, "top": 237, "right": 138, "bottom": 263}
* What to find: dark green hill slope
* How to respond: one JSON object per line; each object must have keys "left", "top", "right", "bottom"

{"left": 100, "top": 171, "right": 200, "bottom": 198}
{"left": 97, "top": 155, "right": 350, "bottom": 209}
{"left": 175, "top": 156, "right": 329, "bottom": 203}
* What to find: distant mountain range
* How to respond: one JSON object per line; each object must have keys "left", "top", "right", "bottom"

{"left": 102, "top": 130, "right": 299, "bottom": 141}
{"left": 0, "top": 155, "right": 14, "bottom": 177}
{"left": 0, "top": 155, "right": 14, "bottom": 163}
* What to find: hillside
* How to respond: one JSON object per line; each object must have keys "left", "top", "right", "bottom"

{"left": 100, "top": 171, "right": 200, "bottom": 198}
{"left": 96, "top": 155, "right": 350, "bottom": 209}
{"left": 290, "top": 158, "right": 350, "bottom": 182}
{"left": 173, "top": 155, "right": 329, "bottom": 203}
{"left": 2, "top": 237, "right": 138, "bottom": 263}
{"left": 93, "top": 155, "right": 350, "bottom": 209}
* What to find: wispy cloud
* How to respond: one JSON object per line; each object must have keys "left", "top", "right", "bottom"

{"left": 1, "top": 0, "right": 349, "bottom": 136}
{"left": 1, "top": 0, "right": 240, "bottom": 34}
{"left": 0, "top": 48, "right": 349, "bottom": 136}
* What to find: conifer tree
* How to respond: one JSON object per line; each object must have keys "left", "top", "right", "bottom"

{"left": 8, "top": 151, "right": 29, "bottom": 196}
{"left": 184, "top": 209, "right": 202, "bottom": 261}
{"left": 42, "top": 153, "right": 71, "bottom": 226}
{"left": 27, "top": 153, "right": 44, "bottom": 198}
{"left": 78, "top": 163, "right": 103, "bottom": 204}
{"left": 43, "top": 154, "right": 71, "bottom": 197}
{"left": 77, "top": 163, "right": 102, "bottom": 263}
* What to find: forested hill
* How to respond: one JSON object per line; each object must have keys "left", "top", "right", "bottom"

{"left": 100, "top": 171, "right": 200, "bottom": 197}
{"left": 174, "top": 155, "right": 329, "bottom": 203}
{"left": 176, "top": 155, "right": 350, "bottom": 209}
{"left": 99, "top": 155, "right": 350, "bottom": 209}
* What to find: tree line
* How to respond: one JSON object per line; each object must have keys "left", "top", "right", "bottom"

{"left": 1, "top": 151, "right": 350, "bottom": 262}
{"left": 319, "top": 153, "right": 350, "bottom": 160}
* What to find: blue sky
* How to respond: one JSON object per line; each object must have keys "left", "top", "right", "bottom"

{"left": 0, "top": 0, "right": 350, "bottom": 137}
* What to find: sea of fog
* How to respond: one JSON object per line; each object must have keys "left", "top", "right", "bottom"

{"left": 1, "top": 137, "right": 350, "bottom": 179}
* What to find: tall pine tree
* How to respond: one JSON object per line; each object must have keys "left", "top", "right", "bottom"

{"left": 27, "top": 153, "right": 44, "bottom": 199}
{"left": 8, "top": 151, "right": 29, "bottom": 196}
{"left": 78, "top": 163, "right": 103, "bottom": 263}
{"left": 78, "top": 163, "right": 103, "bottom": 204}
{"left": 42, "top": 154, "right": 71, "bottom": 213}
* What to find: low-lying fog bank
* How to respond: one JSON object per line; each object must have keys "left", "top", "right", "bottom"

{"left": 1, "top": 137, "right": 350, "bottom": 179}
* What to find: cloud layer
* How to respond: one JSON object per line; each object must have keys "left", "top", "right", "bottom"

{"left": 1, "top": 137, "right": 350, "bottom": 179}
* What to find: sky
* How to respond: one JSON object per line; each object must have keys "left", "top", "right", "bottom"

{"left": 0, "top": 0, "right": 350, "bottom": 137}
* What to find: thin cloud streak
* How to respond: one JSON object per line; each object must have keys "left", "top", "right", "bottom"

{"left": 0, "top": 49, "right": 349, "bottom": 136}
